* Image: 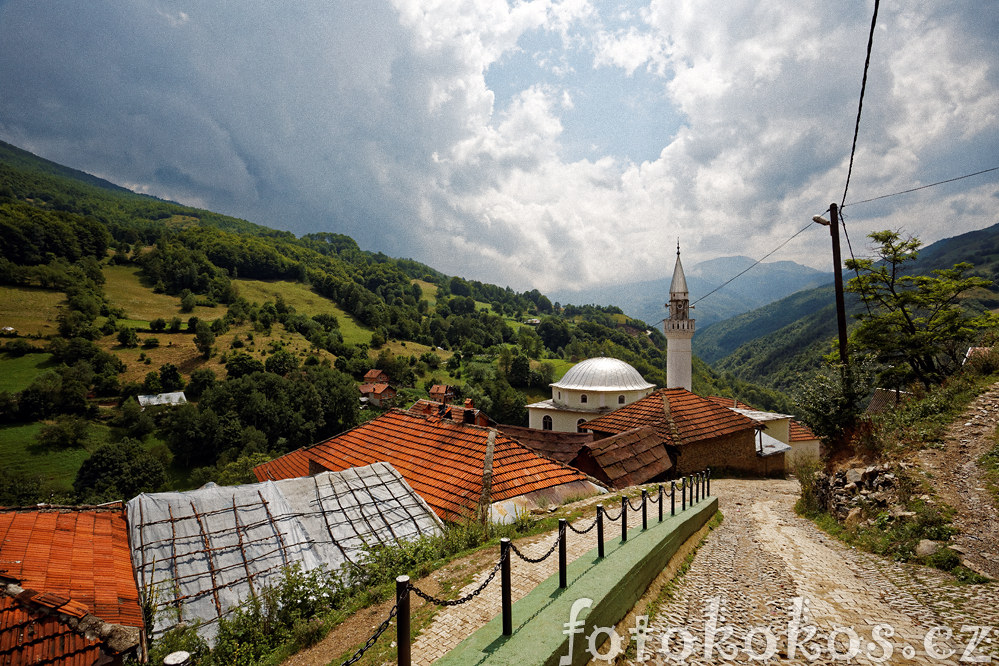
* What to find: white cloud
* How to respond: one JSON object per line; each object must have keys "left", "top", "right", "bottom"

{"left": 0, "top": 0, "right": 995, "bottom": 295}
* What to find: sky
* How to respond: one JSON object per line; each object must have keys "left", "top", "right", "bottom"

{"left": 0, "top": 0, "right": 996, "bottom": 294}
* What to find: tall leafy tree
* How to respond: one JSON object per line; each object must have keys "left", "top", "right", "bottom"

{"left": 845, "top": 230, "right": 997, "bottom": 387}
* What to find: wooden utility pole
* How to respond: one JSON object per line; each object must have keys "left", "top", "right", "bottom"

{"left": 814, "top": 203, "right": 849, "bottom": 365}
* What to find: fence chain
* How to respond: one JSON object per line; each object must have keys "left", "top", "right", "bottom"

{"left": 647, "top": 487, "right": 662, "bottom": 504}
{"left": 626, "top": 495, "right": 644, "bottom": 512}
{"left": 603, "top": 506, "right": 622, "bottom": 522}
{"left": 566, "top": 517, "right": 597, "bottom": 534}
{"left": 509, "top": 532, "right": 561, "bottom": 564}
{"left": 339, "top": 602, "right": 398, "bottom": 666}
{"left": 409, "top": 549, "right": 506, "bottom": 607}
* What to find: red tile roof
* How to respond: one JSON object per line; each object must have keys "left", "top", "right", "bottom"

{"left": 408, "top": 399, "right": 494, "bottom": 427}
{"left": 573, "top": 426, "right": 672, "bottom": 489}
{"left": 582, "top": 388, "right": 759, "bottom": 444}
{"left": 706, "top": 396, "right": 817, "bottom": 442}
{"left": 364, "top": 369, "right": 389, "bottom": 382}
{"left": 789, "top": 420, "right": 818, "bottom": 442}
{"left": 254, "top": 410, "right": 593, "bottom": 521}
{"left": 494, "top": 425, "right": 592, "bottom": 464}
{"left": 359, "top": 382, "right": 394, "bottom": 397}
{"left": 0, "top": 505, "right": 143, "bottom": 664}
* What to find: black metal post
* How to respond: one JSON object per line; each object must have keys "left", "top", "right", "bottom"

{"left": 597, "top": 505, "right": 604, "bottom": 558}
{"left": 501, "top": 538, "right": 512, "bottom": 636}
{"left": 641, "top": 489, "right": 648, "bottom": 530}
{"left": 707, "top": 468, "right": 711, "bottom": 496}
{"left": 658, "top": 484, "right": 663, "bottom": 522}
{"left": 558, "top": 518, "right": 567, "bottom": 589}
{"left": 695, "top": 473, "right": 700, "bottom": 503}
{"left": 688, "top": 475, "right": 694, "bottom": 506}
{"left": 396, "top": 576, "right": 411, "bottom": 666}
{"left": 671, "top": 481, "right": 675, "bottom": 516}
{"left": 621, "top": 496, "right": 628, "bottom": 542}
{"left": 681, "top": 478, "right": 686, "bottom": 511}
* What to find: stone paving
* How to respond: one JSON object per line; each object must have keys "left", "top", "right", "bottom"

{"left": 634, "top": 479, "right": 999, "bottom": 665}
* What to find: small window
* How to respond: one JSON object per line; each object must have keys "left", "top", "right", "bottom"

{"left": 542, "top": 415, "right": 553, "bottom": 431}
{"left": 558, "top": 391, "right": 561, "bottom": 400}
{"left": 577, "top": 419, "right": 586, "bottom": 433}
{"left": 618, "top": 394, "right": 626, "bottom": 404}
{"left": 580, "top": 394, "right": 588, "bottom": 404}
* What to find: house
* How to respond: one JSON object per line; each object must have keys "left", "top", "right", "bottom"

{"left": 0, "top": 504, "right": 146, "bottom": 664}
{"left": 363, "top": 369, "right": 390, "bottom": 384}
{"left": 428, "top": 384, "right": 456, "bottom": 403}
{"left": 408, "top": 398, "right": 494, "bottom": 427}
{"left": 253, "top": 409, "right": 603, "bottom": 523}
{"left": 582, "top": 388, "right": 781, "bottom": 476}
{"left": 358, "top": 382, "right": 397, "bottom": 407}
{"left": 570, "top": 426, "right": 673, "bottom": 489}
{"left": 127, "top": 463, "right": 440, "bottom": 644}
{"left": 136, "top": 391, "right": 187, "bottom": 409}
{"left": 526, "top": 357, "right": 655, "bottom": 432}
{"left": 706, "top": 397, "right": 819, "bottom": 471}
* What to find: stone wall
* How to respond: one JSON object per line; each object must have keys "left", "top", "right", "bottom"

{"left": 674, "top": 430, "right": 784, "bottom": 477}
{"left": 810, "top": 463, "right": 901, "bottom": 522}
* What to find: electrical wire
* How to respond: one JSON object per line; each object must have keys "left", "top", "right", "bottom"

{"left": 840, "top": 0, "right": 881, "bottom": 210}
{"left": 689, "top": 221, "right": 816, "bottom": 307}
{"left": 843, "top": 166, "right": 999, "bottom": 207}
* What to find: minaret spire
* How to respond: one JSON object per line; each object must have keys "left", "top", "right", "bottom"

{"left": 664, "top": 244, "right": 694, "bottom": 391}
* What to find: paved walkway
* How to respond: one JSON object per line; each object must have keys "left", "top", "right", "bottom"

{"left": 411, "top": 501, "right": 635, "bottom": 664}
{"left": 636, "top": 479, "right": 999, "bottom": 665}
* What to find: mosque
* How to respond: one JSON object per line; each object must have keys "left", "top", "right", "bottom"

{"left": 527, "top": 246, "right": 694, "bottom": 432}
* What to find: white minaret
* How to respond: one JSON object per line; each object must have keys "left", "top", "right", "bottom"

{"left": 664, "top": 243, "right": 694, "bottom": 391}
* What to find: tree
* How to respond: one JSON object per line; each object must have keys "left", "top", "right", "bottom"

{"left": 74, "top": 438, "right": 167, "bottom": 502}
{"left": 117, "top": 327, "right": 139, "bottom": 348}
{"left": 194, "top": 321, "right": 215, "bottom": 359}
{"left": 845, "top": 230, "right": 997, "bottom": 387}
{"left": 265, "top": 348, "right": 300, "bottom": 376}
{"left": 226, "top": 351, "right": 264, "bottom": 379}
{"left": 150, "top": 317, "right": 167, "bottom": 332}
{"left": 159, "top": 363, "right": 185, "bottom": 391}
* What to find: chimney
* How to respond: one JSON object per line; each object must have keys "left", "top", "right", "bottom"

{"left": 463, "top": 408, "right": 475, "bottom": 424}
{"left": 464, "top": 398, "right": 474, "bottom": 409}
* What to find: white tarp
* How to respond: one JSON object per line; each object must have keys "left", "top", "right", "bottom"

{"left": 126, "top": 462, "right": 442, "bottom": 642}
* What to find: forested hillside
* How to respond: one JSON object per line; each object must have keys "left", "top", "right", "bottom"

{"left": 698, "top": 222, "right": 999, "bottom": 392}
{"left": 0, "top": 140, "right": 775, "bottom": 506}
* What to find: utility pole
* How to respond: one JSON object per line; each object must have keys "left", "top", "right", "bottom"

{"left": 813, "top": 203, "right": 848, "bottom": 366}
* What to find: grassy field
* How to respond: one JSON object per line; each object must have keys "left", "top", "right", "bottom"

{"left": 0, "top": 353, "right": 57, "bottom": 392}
{"left": 0, "top": 285, "right": 65, "bottom": 336}
{"left": 233, "top": 279, "right": 372, "bottom": 346}
{"left": 412, "top": 279, "right": 438, "bottom": 306}
{"left": 103, "top": 265, "right": 222, "bottom": 324}
{"left": 0, "top": 422, "right": 102, "bottom": 494}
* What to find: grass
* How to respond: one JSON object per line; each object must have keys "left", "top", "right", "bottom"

{"left": 412, "top": 280, "right": 438, "bottom": 306}
{"left": 0, "top": 421, "right": 110, "bottom": 495}
{"left": 0, "top": 285, "right": 64, "bottom": 336}
{"left": 0, "top": 353, "right": 56, "bottom": 392}
{"left": 103, "top": 265, "right": 219, "bottom": 322}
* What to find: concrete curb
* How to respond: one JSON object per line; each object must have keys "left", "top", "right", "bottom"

{"left": 434, "top": 495, "right": 718, "bottom": 666}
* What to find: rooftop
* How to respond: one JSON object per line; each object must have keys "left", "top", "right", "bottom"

{"left": 582, "top": 388, "right": 759, "bottom": 444}
{"left": 573, "top": 426, "right": 672, "bottom": 489}
{"left": 0, "top": 504, "right": 144, "bottom": 663}
{"left": 551, "top": 357, "right": 654, "bottom": 392}
{"left": 254, "top": 410, "right": 596, "bottom": 521}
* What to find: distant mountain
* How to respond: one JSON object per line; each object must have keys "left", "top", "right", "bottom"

{"left": 698, "top": 222, "right": 999, "bottom": 391}
{"left": 549, "top": 256, "right": 832, "bottom": 328}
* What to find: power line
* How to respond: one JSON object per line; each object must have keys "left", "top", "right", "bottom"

{"left": 689, "top": 221, "right": 816, "bottom": 307}
{"left": 840, "top": 0, "right": 881, "bottom": 210}
{"left": 843, "top": 166, "right": 999, "bottom": 207}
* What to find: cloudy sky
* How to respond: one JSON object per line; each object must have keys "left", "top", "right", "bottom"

{"left": 0, "top": 0, "right": 996, "bottom": 293}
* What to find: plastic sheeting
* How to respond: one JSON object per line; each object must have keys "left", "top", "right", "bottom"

{"left": 126, "top": 462, "right": 441, "bottom": 642}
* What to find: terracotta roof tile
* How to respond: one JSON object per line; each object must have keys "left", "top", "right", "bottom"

{"left": 582, "top": 388, "right": 759, "bottom": 444}
{"left": 0, "top": 505, "right": 144, "bottom": 663}
{"left": 789, "top": 420, "right": 818, "bottom": 441}
{"left": 573, "top": 426, "right": 673, "bottom": 489}
{"left": 254, "top": 409, "right": 593, "bottom": 521}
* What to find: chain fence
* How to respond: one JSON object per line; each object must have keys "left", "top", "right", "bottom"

{"left": 338, "top": 468, "right": 712, "bottom": 666}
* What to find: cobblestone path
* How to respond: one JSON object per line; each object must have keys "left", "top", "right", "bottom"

{"left": 637, "top": 479, "right": 999, "bottom": 665}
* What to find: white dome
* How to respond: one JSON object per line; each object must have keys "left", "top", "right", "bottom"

{"left": 551, "top": 357, "right": 655, "bottom": 392}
